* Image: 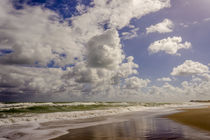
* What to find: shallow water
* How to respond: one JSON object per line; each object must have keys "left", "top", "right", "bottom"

{"left": 52, "top": 110, "right": 210, "bottom": 140}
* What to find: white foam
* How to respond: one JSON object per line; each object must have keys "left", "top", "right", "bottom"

{"left": 0, "top": 102, "right": 209, "bottom": 126}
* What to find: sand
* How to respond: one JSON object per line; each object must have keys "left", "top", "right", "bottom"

{"left": 167, "top": 106, "right": 210, "bottom": 132}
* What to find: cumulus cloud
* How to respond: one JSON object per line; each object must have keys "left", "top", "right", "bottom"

{"left": 3, "top": 0, "right": 209, "bottom": 102}
{"left": 64, "top": 30, "right": 139, "bottom": 86}
{"left": 0, "top": 0, "right": 173, "bottom": 101}
{"left": 3, "top": 28, "right": 141, "bottom": 100}
{"left": 0, "top": 65, "right": 66, "bottom": 97}
{"left": 144, "top": 61, "right": 210, "bottom": 102}
{"left": 124, "top": 76, "right": 150, "bottom": 89}
{"left": 146, "top": 19, "right": 174, "bottom": 34}
{"left": 70, "top": 0, "right": 170, "bottom": 41}
{"left": 148, "top": 36, "right": 191, "bottom": 56}
{"left": 0, "top": 0, "right": 170, "bottom": 66}
{"left": 117, "top": 56, "right": 139, "bottom": 77}
{"left": 0, "top": 1, "right": 83, "bottom": 66}
{"left": 66, "top": 56, "right": 139, "bottom": 85}
{"left": 75, "top": 0, "right": 171, "bottom": 28}
{"left": 171, "top": 60, "right": 209, "bottom": 76}
{"left": 157, "top": 77, "right": 172, "bottom": 82}
{"left": 87, "top": 29, "right": 124, "bottom": 69}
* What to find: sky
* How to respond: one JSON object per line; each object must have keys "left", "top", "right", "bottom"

{"left": 0, "top": 0, "right": 210, "bottom": 102}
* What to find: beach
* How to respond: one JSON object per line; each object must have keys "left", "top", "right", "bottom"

{"left": 167, "top": 106, "right": 210, "bottom": 132}
{"left": 0, "top": 102, "right": 210, "bottom": 140}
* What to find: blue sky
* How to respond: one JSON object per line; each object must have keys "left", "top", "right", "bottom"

{"left": 19, "top": 0, "right": 210, "bottom": 79}
{"left": 0, "top": 0, "right": 210, "bottom": 102}
{"left": 121, "top": 0, "right": 210, "bottom": 79}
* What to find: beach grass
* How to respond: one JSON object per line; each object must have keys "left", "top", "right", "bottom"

{"left": 167, "top": 106, "right": 210, "bottom": 132}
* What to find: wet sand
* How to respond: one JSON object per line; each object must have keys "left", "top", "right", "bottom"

{"left": 167, "top": 106, "right": 210, "bottom": 132}
{"left": 51, "top": 109, "right": 210, "bottom": 140}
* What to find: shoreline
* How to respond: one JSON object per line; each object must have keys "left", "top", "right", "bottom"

{"left": 0, "top": 105, "right": 154, "bottom": 140}
{"left": 0, "top": 102, "right": 207, "bottom": 126}
{"left": 0, "top": 105, "right": 148, "bottom": 126}
{"left": 0, "top": 103, "right": 210, "bottom": 140}
{"left": 51, "top": 103, "right": 210, "bottom": 140}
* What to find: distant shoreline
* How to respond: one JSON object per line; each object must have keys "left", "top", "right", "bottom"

{"left": 167, "top": 106, "right": 210, "bottom": 132}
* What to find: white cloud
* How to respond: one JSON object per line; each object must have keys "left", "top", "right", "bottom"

{"left": 0, "top": 0, "right": 173, "bottom": 101}
{"left": 171, "top": 60, "right": 209, "bottom": 76}
{"left": 124, "top": 76, "right": 150, "bottom": 89}
{"left": 179, "top": 21, "right": 201, "bottom": 29}
{"left": 66, "top": 56, "right": 139, "bottom": 85}
{"left": 192, "top": 21, "right": 198, "bottom": 24}
{"left": 121, "top": 27, "right": 139, "bottom": 40}
{"left": 0, "top": 0, "right": 170, "bottom": 66}
{"left": 87, "top": 29, "right": 124, "bottom": 69}
{"left": 180, "top": 74, "right": 210, "bottom": 98}
{"left": 144, "top": 61, "right": 210, "bottom": 102}
{"left": 127, "top": 24, "right": 135, "bottom": 29}
{"left": 201, "top": 73, "right": 210, "bottom": 81}
{"left": 0, "top": 1, "right": 83, "bottom": 66}
{"left": 204, "top": 18, "right": 210, "bottom": 22}
{"left": 91, "top": 0, "right": 171, "bottom": 29}
{"left": 147, "top": 75, "right": 210, "bottom": 102}
{"left": 146, "top": 19, "right": 174, "bottom": 34}
{"left": 0, "top": 65, "right": 66, "bottom": 94}
{"left": 2, "top": 0, "right": 210, "bottom": 102}
{"left": 149, "top": 83, "right": 184, "bottom": 98}
{"left": 157, "top": 77, "right": 172, "bottom": 82}
{"left": 148, "top": 36, "right": 191, "bottom": 56}
{"left": 179, "top": 23, "right": 189, "bottom": 28}
{"left": 70, "top": 0, "right": 171, "bottom": 41}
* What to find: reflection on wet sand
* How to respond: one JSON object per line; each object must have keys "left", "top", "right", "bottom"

{"left": 52, "top": 111, "right": 210, "bottom": 140}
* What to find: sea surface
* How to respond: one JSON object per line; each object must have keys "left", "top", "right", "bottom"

{"left": 52, "top": 110, "right": 210, "bottom": 140}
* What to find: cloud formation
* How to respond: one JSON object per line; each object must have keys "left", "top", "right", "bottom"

{"left": 171, "top": 60, "right": 209, "bottom": 76}
{"left": 121, "top": 27, "right": 139, "bottom": 40}
{"left": 0, "top": 65, "right": 70, "bottom": 101}
{"left": 87, "top": 29, "right": 124, "bottom": 69}
{"left": 157, "top": 77, "right": 172, "bottom": 82}
{"left": 75, "top": 0, "right": 171, "bottom": 29}
{"left": 0, "top": 0, "right": 172, "bottom": 101}
{"left": 204, "top": 18, "right": 210, "bottom": 22}
{"left": 0, "top": 1, "right": 82, "bottom": 66}
{"left": 3, "top": 0, "right": 209, "bottom": 102}
{"left": 146, "top": 19, "right": 174, "bottom": 34}
{"left": 148, "top": 36, "right": 191, "bottom": 56}
{"left": 124, "top": 76, "right": 150, "bottom": 89}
